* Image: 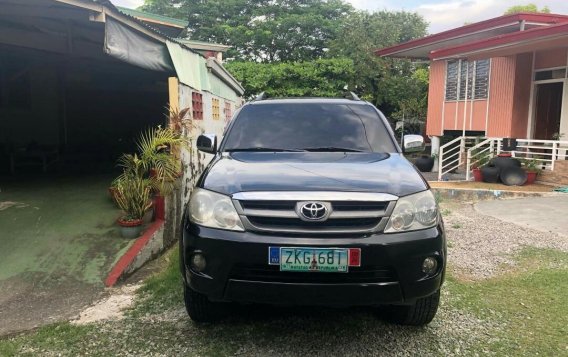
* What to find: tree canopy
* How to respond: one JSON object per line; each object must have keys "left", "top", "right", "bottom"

{"left": 142, "top": 0, "right": 353, "bottom": 62}
{"left": 504, "top": 3, "right": 551, "bottom": 14}
{"left": 141, "top": 0, "right": 430, "bottom": 123}
{"left": 225, "top": 58, "right": 354, "bottom": 98}
{"left": 328, "top": 10, "right": 428, "bottom": 115}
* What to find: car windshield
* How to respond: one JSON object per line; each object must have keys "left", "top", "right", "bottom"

{"left": 222, "top": 103, "right": 397, "bottom": 153}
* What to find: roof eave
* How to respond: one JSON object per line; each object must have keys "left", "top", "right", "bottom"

{"left": 430, "top": 22, "right": 568, "bottom": 60}
{"left": 375, "top": 12, "right": 568, "bottom": 59}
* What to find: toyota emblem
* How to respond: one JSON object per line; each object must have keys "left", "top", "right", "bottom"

{"left": 297, "top": 202, "right": 330, "bottom": 221}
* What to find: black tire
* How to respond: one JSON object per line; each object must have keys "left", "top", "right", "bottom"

{"left": 183, "top": 284, "right": 226, "bottom": 323}
{"left": 382, "top": 290, "right": 440, "bottom": 326}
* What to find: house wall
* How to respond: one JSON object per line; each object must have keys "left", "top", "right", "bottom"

{"left": 427, "top": 60, "right": 490, "bottom": 135}
{"left": 534, "top": 48, "right": 567, "bottom": 70}
{"left": 486, "top": 56, "right": 516, "bottom": 137}
{"left": 425, "top": 61, "right": 445, "bottom": 136}
{"left": 165, "top": 75, "right": 241, "bottom": 246}
{"left": 510, "top": 53, "right": 533, "bottom": 138}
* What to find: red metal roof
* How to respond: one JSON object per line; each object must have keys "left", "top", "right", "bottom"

{"left": 375, "top": 12, "right": 568, "bottom": 58}
{"left": 430, "top": 21, "right": 568, "bottom": 60}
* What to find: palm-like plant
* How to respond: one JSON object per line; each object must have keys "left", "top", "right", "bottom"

{"left": 137, "top": 126, "right": 186, "bottom": 195}
{"left": 114, "top": 173, "right": 153, "bottom": 222}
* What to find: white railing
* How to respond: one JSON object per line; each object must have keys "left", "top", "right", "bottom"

{"left": 464, "top": 137, "right": 568, "bottom": 180}
{"left": 437, "top": 136, "right": 480, "bottom": 181}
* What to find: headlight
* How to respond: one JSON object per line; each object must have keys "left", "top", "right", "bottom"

{"left": 385, "top": 190, "right": 438, "bottom": 233}
{"left": 189, "top": 188, "right": 244, "bottom": 231}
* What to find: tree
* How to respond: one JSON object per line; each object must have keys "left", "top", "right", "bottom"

{"left": 328, "top": 10, "right": 429, "bottom": 118}
{"left": 142, "top": 0, "right": 353, "bottom": 62}
{"left": 225, "top": 58, "right": 354, "bottom": 98}
{"left": 504, "top": 3, "right": 551, "bottom": 14}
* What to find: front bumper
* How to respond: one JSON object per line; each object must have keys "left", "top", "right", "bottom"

{"left": 182, "top": 223, "right": 446, "bottom": 306}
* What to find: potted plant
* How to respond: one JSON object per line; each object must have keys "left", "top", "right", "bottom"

{"left": 470, "top": 150, "right": 489, "bottom": 182}
{"left": 114, "top": 173, "right": 153, "bottom": 238}
{"left": 521, "top": 158, "right": 542, "bottom": 185}
{"left": 137, "top": 126, "right": 185, "bottom": 220}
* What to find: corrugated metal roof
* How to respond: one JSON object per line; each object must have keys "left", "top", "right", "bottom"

{"left": 116, "top": 6, "right": 188, "bottom": 29}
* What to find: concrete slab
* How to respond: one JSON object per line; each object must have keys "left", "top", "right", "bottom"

{"left": 0, "top": 174, "right": 133, "bottom": 335}
{"left": 475, "top": 196, "right": 568, "bottom": 237}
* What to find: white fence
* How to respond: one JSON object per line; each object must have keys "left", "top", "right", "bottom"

{"left": 438, "top": 137, "right": 568, "bottom": 181}
{"left": 437, "top": 136, "right": 480, "bottom": 181}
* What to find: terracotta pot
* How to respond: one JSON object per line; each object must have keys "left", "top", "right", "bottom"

{"left": 525, "top": 171, "right": 538, "bottom": 185}
{"left": 117, "top": 218, "right": 143, "bottom": 239}
{"left": 472, "top": 168, "right": 483, "bottom": 182}
{"left": 154, "top": 195, "right": 165, "bottom": 220}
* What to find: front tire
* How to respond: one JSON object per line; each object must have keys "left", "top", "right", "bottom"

{"left": 183, "top": 284, "right": 226, "bottom": 323}
{"left": 383, "top": 290, "right": 440, "bottom": 326}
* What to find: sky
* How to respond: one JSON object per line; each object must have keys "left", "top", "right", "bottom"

{"left": 111, "top": 0, "right": 568, "bottom": 33}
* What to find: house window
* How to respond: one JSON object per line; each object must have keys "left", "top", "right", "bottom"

{"left": 192, "top": 92, "right": 203, "bottom": 120}
{"left": 534, "top": 68, "right": 567, "bottom": 81}
{"left": 224, "top": 101, "right": 232, "bottom": 122}
{"left": 445, "top": 59, "right": 490, "bottom": 101}
{"left": 212, "top": 98, "right": 220, "bottom": 120}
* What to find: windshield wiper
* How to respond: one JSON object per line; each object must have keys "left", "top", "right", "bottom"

{"left": 301, "top": 147, "right": 366, "bottom": 153}
{"left": 225, "top": 147, "right": 306, "bottom": 152}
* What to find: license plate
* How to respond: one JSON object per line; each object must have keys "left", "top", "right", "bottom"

{"left": 269, "top": 247, "right": 360, "bottom": 273}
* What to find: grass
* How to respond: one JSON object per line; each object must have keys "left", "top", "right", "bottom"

{"left": 1, "top": 247, "right": 566, "bottom": 356}
{"left": 445, "top": 248, "right": 568, "bottom": 355}
{"left": 128, "top": 248, "right": 183, "bottom": 317}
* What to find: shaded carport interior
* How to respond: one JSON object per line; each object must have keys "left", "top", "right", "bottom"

{"left": 0, "top": 0, "right": 173, "bottom": 174}
{"left": 0, "top": 0, "right": 178, "bottom": 335}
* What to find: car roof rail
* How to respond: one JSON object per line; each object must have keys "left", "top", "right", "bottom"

{"left": 253, "top": 92, "right": 268, "bottom": 101}
{"left": 344, "top": 91, "right": 361, "bottom": 101}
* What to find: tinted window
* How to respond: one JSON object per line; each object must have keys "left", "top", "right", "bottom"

{"left": 223, "top": 103, "right": 396, "bottom": 153}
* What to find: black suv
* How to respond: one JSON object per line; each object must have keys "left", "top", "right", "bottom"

{"left": 181, "top": 97, "right": 446, "bottom": 325}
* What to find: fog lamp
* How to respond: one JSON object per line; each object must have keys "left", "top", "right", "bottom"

{"left": 422, "top": 257, "right": 438, "bottom": 274}
{"left": 191, "top": 253, "right": 207, "bottom": 272}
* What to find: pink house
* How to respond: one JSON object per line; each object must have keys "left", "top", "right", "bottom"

{"left": 376, "top": 13, "right": 568, "bottom": 182}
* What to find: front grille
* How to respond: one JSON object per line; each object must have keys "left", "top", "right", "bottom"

{"left": 248, "top": 217, "right": 381, "bottom": 229}
{"left": 233, "top": 192, "right": 396, "bottom": 234}
{"left": 240, "top": 200, "right": 296, "bottom": 211}
{"left": 331, "top": 201, "right": 389, "bottom": 211}
{"left": 230, "top": 264, "right": 397, "bottom": 284}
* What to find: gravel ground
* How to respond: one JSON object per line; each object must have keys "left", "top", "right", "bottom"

{"left": 442, "top": 203, "right": 568, "bottom": 279}
{"left": 17, "top": 299, "right": 501, "bottom": 357}
{"left": 6, "top": 201, "right": 568, "bottom": 356}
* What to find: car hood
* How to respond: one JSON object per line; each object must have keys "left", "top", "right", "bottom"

{"left": 200, "top": 152, "right": 428, "bottom": 198}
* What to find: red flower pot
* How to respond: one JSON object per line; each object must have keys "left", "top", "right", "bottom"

{"left": 525, "top": 171, "right": 537, "bottom": 185}
{"left": 117, "top": 218, "right": 143, "bottom": 239}
{"left": 472, "top": 168, "right": 483, "bottom": 182}
{"left": 154, "top": 194, "right": 165, "bottom": 220}
{"left": 117, "top": 218, "right": 143, "bottom": 227}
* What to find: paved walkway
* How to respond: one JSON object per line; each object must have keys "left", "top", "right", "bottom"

{"left": 475, "top": 196, "right": 568, "bottom": 237}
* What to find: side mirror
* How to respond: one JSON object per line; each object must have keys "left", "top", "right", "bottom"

{"left": 403, "top": 134, "right": 425, "bottom": 153}
{"left": 196, "top": 134, "right": 217, "bottom": 154}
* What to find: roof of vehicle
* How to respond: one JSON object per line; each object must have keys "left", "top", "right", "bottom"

{"left": 248, "top": 98, "right": 369, "bottom": 105}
